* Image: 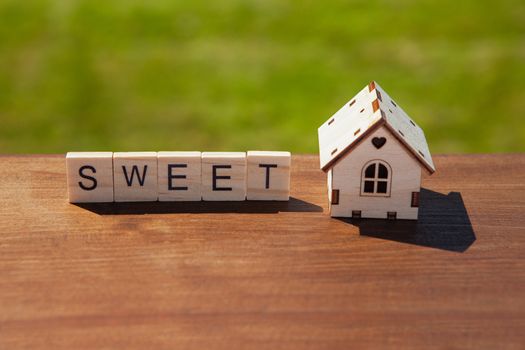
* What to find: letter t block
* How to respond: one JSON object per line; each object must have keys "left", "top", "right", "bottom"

{"left": 66, "top": 152, "right": 114, "bottom": 203}
{"left": 247, "top": 151, "right": 291, "bottom": 201}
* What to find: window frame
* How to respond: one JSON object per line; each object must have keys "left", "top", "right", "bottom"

{"left": 360, "top": 160, "right": 392, "bottom": 197}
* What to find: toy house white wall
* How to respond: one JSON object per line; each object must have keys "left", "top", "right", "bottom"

{"left": 329, "top": 125, "right": 421, "bottom": 219}
{"left": 327, "top": 169, "right": 333, "bottom": 205}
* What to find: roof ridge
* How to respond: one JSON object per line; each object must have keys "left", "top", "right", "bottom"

{"left": 368, "top": 81, "right": 387, "bottom": 122}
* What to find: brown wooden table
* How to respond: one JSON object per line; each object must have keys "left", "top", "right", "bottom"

{"left": 1, "top": 154, "right": 524, "bottom": 349}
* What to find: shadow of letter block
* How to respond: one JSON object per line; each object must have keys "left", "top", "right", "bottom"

{"left": 66, "top": 152, "right": 114, "bottom": 203}
{"left": 114, "top": 152, "right": 158, "bottom": 202}
{"left": 202, "top": 152, "right": 246, "bottom": 201}
{"left": 158, "top": 151, "right": 202, "bottom": 201}
{"left": 247, "top": 151, "right": 291, "bottom": 201}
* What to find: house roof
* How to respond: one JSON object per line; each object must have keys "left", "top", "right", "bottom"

{"left": 318, "top": 81, "right": 435, "bottom": 174}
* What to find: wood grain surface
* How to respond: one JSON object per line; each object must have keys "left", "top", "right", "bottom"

{"left": 1, "top": 154, "right": 524, "bottom": 349}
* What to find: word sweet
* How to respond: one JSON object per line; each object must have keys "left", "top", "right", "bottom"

{"left": 66, "top": 151, "right": 291, "bottom": 203}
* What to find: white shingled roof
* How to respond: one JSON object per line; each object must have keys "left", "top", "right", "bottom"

{"left": 318, "top": 81, "right": 435, "bottom": 174}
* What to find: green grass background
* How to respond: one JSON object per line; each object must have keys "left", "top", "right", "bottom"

{"left": 1, "top": 0, "right": 524, "bottom": 154}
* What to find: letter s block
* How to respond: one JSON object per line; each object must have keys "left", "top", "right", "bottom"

{"left": 66, "top": 152, "right": 114, "bottom": 203}
{"left": 113, "top": 152, "right": 158, "bottom": 202}
{"left": 247, "top": 151, "right": 291, "bottom": 201}
{"left": 201, "top": 152, "right": 246, "bottom": 201}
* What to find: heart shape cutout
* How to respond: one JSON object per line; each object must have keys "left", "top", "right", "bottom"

{"left": 372, "top": 137, "right": 386, "bottom": 149}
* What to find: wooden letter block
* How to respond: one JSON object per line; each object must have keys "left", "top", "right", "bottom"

{"left": 113, "top": 152, "right": 158, "bottom": 202}
{"left": 247, "top": 151, "right": 291, "bottom": 201}
{"left": 66, "top": 152, "right": 114, "bottom": 203}
{"left": 201, "top": 152, "right": 246, "bottom": 201}
{"left": 158, "top": 151, "right": 202, "bottom": 201}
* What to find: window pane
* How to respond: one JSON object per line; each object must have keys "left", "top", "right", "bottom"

{"left": 364, "top": 181, "right": 374, "bottom": 193}
{"left": 378, "top": 164, "right": 388, "bottom": 178}
{"left": 365, "top": 164, "right": 375, "bottom": 178}
{"left": 377, "top": 181, "right": 388, "bottom": 193}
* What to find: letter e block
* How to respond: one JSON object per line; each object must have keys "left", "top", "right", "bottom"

{"left": 247, "top": 151, "right": 291, "bottom": 201}
{"left": 201, "top": 152, "right": 246, "bottom": 201}
{"left": 114, "top": 152, "right": 158, "bottom": 202}
{"left": 158, "top": 151, "right": 202, "bottom": 201}
{"left": 66, "top": 152, "right": 114, "bottom": 203}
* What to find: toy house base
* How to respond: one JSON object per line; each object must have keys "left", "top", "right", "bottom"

{"left": 329, "top": 209, "right": 419, "bottom": 220}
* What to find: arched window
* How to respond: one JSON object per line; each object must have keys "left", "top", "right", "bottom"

{"left": 361, "top": 160, "right": 391, "bottom": 197}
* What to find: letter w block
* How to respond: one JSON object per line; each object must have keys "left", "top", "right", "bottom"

{"left": 114, "top": 152, "right": 158, "bottom": 202}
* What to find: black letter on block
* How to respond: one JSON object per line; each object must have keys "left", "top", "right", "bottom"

{"left": 122, "top": 165, "right": 148, "bottom": 187}
{"left": 78, "top": 165, "right": 97, "bottom": 191}
{"left": 168, "top": 164, "right": 188, "bottom": 191}
{"left": 259, "top": 164, "right": 277, "bottom": 189}
{"left": 212, "top": 165, "right": 232, "bottom": 191}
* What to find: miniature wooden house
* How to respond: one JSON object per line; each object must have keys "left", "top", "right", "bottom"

{"left": 318, "top": 81, "right": 435, "bottom": 220}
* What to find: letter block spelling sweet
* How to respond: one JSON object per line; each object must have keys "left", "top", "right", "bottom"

{"left": 66, "top": 152, "right": 114, "bottom": 203}
{"left": 113, "top": 152, "right": 158, "bottom": 202}
{"left": 66, "top": 151, "right": 291, "bottom": 203}
{"left": 246, "top": 151, "right": 291, "bottom": 201}
{"left": 158, "top": 151, "right": 202, "bottom": 201}
{"left": 201, "top": 152, "right": 246, "bottom": 201}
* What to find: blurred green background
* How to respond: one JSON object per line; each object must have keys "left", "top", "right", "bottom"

{"left": 1, "top": 0, "right": 524, "bottom": 154}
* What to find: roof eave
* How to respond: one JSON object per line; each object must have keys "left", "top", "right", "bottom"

{"left": 382, "top": 122, "right": 436, "bottom": 175}
{"left": 320, "top": 118, "right": 385, "bottom": 172}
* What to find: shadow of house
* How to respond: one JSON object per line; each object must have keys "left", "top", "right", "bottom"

{"left": 335, "top": 188, "right": 476, "bottom": 252}
{"left": 75, "top": 196, "right": 323, "bottom": 215}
